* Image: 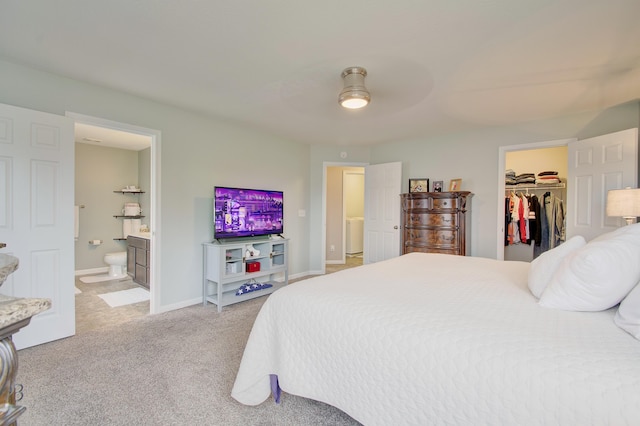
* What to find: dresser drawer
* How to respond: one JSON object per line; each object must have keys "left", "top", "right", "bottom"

{"left": 403, "top": 245, "right": 459, "bottom": 255}
{"left": 404, "top": 229, "right": 458, "bottom": 247}
{"left": 405, "top": 213, "right": 457, "bottom": 227}
{"left": 432, "top": 197, "right": 459, "bottom": 210}
{"left": 403, "top": 196, "right": 461, "bottom": 210}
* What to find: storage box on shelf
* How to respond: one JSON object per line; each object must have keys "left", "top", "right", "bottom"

{"left": 202, "top": 238, "right": 289, "bottom": 312}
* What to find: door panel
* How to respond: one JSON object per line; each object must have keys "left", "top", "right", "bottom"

{"left": 363, "top": 162, "right": 401, "bottom": 264}
{"left": 0, "top": 102, "right": 75, "bottom": 349}
{"left": 567, "top": 128, "right": 638, "bottom": 241}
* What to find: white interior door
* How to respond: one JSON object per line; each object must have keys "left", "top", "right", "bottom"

{"left": 363, "top": 162, "right": 402, "bottom": 264}
{"left": 0, "top": 102, "right": 75, "bottom": 349}
{"left": 567, "top": 128, "right": 638, "bottom": 241}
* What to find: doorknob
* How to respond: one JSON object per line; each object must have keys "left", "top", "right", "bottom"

{"left": 393, "top": 226, "right": 398, "bottom": 229}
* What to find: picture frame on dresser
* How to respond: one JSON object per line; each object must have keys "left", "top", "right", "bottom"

{"left": 449, "top": 178, "right": 462, "bottom": 191}
{"left": 409, "top": 178, "right": 429, "bottom": 193}
{"left": 432, "top": 180, "right": 443, "bottom": 192}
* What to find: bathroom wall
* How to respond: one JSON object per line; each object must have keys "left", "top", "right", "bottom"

{"left": 75, "top": 143, "right": 147, "bottom": 272}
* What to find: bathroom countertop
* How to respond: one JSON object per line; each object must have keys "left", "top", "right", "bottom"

{"left": 130, "top": 232, "right": 151, "bottom": 239}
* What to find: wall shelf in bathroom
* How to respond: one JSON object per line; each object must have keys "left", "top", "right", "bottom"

{"left": 114, "top": 189, "right": 145, "bottom": 240}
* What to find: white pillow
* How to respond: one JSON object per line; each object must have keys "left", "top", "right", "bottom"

{"left": 539, "top": 223, "right": 640, "bottom": 311}
{"left": 527, "top": 235, "right": 586, "bottom": 299}
{"left": 615, "top": 283, "right": 640, "bottom": 339}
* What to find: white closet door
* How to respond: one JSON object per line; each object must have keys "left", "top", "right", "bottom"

{"left": 567, "top": 128, "right": 638, "bottom": 241}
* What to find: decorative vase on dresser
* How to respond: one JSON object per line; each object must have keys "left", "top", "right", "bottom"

{"left": 400, "top": 191, "right": 473, "bottom": 255}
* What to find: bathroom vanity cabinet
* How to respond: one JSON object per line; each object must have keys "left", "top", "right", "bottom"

{"left": 127, "top": 235, "right": 150, "bottom": 289}
{"left": 202, "top": 238, "right": 288, "bottom": 312}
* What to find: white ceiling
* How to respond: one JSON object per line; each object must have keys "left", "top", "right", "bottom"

{"left": 1, "top": 0, "right": 639, "bottom": 147}
{"left": 75, "top": 123, "right": 151, "bottom": 151}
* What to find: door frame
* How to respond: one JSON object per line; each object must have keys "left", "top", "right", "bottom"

{"left": 322, "top": 161, "right": 368, "bottom": 274}
{"left": 66, "top": 112, "right": 162, "bottom": 314}
{"left": 496, "top": 138, "right": 575, "bottom": 260}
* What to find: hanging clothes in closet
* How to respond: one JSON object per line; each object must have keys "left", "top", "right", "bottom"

{"left": 505, "top": 191, "right": 536, "bottom": 246}
{"left": 534, "top": 191, "right": 565, "bottom": 258}
{"left": 505, "top": 190, "right": 565, "bottom": 259}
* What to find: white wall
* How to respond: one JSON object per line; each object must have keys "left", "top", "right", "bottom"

{"left": 75, "top": 143, "right": 141, "bottom": 270}
{"left": 0, "top": 59, "right": 311, "bottom": 311}
{"left": 344, "top": 171, "right": 364, "bottom": 218}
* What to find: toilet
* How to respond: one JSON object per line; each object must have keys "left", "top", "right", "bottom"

{"left": 104, "top": 252, "right": 127, "bottom": 277}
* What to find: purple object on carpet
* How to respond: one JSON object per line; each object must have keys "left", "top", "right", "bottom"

{"left": 270, "top": 374, "right": 281, "bottom": 404}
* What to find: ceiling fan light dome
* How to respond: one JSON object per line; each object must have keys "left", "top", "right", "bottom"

{"left": 339, "top": 66, "right": 370, "bottom": 109}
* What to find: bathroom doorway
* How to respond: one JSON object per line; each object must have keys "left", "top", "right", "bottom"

{"left": 69, "top": 113, "right": 160, "bottom": 332}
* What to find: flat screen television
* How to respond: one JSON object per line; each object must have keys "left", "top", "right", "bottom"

{"left": 213, "top": 186, "right": 284, "bottom": 239}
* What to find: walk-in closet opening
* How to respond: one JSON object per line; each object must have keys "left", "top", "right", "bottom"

{"left": 502, "top": 145, "right": 568, "bottom": 262}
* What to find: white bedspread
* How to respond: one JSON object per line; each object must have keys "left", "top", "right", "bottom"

{"left": 232, "top": 253, "right": 640, "bottom": 425}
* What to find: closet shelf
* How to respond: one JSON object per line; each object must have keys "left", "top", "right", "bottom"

{"left": 505, "top": 183, "right": 565, "bottom": 191}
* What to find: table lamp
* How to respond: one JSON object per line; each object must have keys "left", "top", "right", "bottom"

{"left": 606, "top": 188, "right": 640, "bottom": 225}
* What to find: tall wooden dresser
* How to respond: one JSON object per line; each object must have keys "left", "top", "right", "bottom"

{"left": 400, "top": 191, "right": 473, "bottom": 255}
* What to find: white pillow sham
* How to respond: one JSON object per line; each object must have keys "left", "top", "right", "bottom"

{"left": 527, "top": 235, "right": 586, "bottom": 299}
{"left": 539, "top": 223, "right": 640, "bottom": 311}
{"left": 615, "top": 283, "right": 640, "bottom": 340}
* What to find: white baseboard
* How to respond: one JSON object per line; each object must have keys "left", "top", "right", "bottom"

{"left": 155, "top": 297, "right": 202, "bottom": 314}
{"left": 75, "top": 267, "right": 108, "bottom": 276}
{"left": 303, "top": 269, "right": 324, "bottom": 277}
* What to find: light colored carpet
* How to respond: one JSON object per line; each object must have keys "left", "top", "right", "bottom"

{"left": 17, "top": 296, "right": 362, "bottom": 425}
{"left": 98, "top": 288, "right": 150, "bottom": 307}
{"left": 80, "top": 274, "right": 128, "bottom": 284}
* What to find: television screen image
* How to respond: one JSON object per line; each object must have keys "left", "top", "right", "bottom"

{"left": 214, "top": 187, "right": 283, "bottom": 239}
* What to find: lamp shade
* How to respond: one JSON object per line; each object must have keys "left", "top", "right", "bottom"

{"left": 606, "top": 188, "right": 640, "bottom": 224}
{"left": 339, "top": 67, "right": 370, "bottom": 109}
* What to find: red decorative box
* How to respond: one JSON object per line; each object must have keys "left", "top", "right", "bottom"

{"left": 246, "top": 261, "right": 260, "bottom": 273}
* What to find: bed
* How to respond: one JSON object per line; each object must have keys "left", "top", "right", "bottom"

{"left": 232, "top": 226, "right": 640, "bottom": 425}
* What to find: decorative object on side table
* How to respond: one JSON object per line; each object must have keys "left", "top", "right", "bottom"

{"left": 449, "top": 178, "right": 462, "bottom": 191}
{"left": 409, "top": 178, "right": 429, "bottom": 193}
{"left": 432, "top": 181, "right": 443, "bottom": 192}
{"left": 606, "top": 187, "right": 640, "bottom": 225}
